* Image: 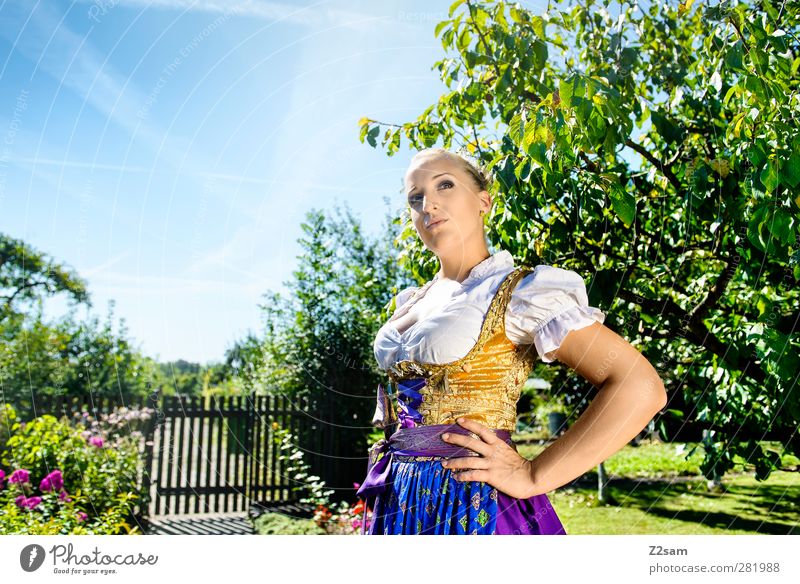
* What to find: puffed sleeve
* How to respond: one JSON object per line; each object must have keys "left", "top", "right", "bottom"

{"left": 504, "top": 265, "right": 606, "bottom": 363}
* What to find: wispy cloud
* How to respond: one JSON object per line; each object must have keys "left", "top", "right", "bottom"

{"left": 7, "top": 156, "right": 388, "bottom": 193}
{"left": 74, "top": 0, "right": 389, "bottom": 32}
{"left": 0, "top": 2, "right": 190, "bottom": 164}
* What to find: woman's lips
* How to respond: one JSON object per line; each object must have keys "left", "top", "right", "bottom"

{"left": 427, "top": 219, "right": 447, "bottom": 230}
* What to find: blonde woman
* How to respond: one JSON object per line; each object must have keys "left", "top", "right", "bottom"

{"left": 357, "top": 148, "right": 667, "bottom": 535}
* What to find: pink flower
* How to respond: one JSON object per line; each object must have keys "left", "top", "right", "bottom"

{"left": 9, "top": 469, "right": 30, "bottom": 484}
{"left": 58, "top": 489, "right": 72, "bottom": 502}
{"left": 40, "top": 469, "right": 64, "bottom": 492}
{"left": 88, "top": 435, "right": 104, "bottom": 448}
{"left": 77, "top": 511, "right": 88, "bottom": 522}
{"left": 0, "top": 469, "right": 5, "bottom": 488}
{"left": 14, "top": 495, "right": 42, "bottom": 509}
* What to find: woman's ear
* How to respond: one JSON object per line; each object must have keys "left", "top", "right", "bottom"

{"left": 480, "top": 191, "right": 492, "bottom": 214}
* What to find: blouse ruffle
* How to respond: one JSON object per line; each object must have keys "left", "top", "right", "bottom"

{"left": 504, "top": 265, "right": 605, "bottom": 362}
{"left": 375, "top": 253, "right": 605, "bottom": 367}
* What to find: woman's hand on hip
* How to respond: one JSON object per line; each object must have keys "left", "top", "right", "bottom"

{"left": 440, "top": 417, "right": 537, "bottom": 499}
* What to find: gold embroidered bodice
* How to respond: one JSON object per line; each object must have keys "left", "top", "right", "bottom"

{"left": 384, "top": 266, "right": 538, "bottom": 431}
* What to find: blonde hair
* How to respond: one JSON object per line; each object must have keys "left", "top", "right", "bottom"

{"left": 407, "top": 147, "right": 493, "bottom": 194}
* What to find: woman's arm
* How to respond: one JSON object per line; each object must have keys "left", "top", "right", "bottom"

{"left": 526, "top": 321, "right": 668, "bottom": 496}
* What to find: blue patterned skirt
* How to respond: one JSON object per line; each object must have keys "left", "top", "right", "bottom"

{"left": 368, "top": 456, "right": 502, "bottom": 534}
{"left": 359, "top": 379, "right": 567, "bottom": 535}
{"left": 364, "top": 452, "right": 567, "bottom": 535}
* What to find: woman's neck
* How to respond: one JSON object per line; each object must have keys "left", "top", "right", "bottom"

{"left": 436, "top": 247, "right": 492, "bottom": 283}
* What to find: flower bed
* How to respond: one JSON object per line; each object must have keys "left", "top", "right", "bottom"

{"left": 0, "top": 403, "right": 154, "bottom": 535}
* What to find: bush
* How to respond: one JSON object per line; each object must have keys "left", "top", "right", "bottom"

{"left": 253, "top": 512, "right": 326, "bottom": 535}
{"left": 0, "top": 404, "right": 152, "bottom": 534}
{"left": 258, "top": 419, "right": 373, "bottom": 535}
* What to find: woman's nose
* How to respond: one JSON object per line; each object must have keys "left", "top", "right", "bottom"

{"left": 422, "top": 194, "right": 438, "bottom": 214}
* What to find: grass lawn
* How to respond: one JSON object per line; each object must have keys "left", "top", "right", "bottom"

{"left": 512, "top": 437, "right": 800, "bottom": 535}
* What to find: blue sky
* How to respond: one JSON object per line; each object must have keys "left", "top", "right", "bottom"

{"left": 0, "top": 0, "right": 550, "bottom": 364}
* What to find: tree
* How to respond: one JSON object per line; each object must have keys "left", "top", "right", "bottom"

{"left": 252, "top": 200, "right": 413, "bottom": 494}
{"left": 0, "top": 232, "right": 89, "bottom": 320}
{"left": 0, "top": 233, "right": 160, "bottom": 410}
{"left": 358, "top": 0, "right": 799, "bottom": 481}
{"left": 0, "top": 299, "right": 159, "bottom": 412}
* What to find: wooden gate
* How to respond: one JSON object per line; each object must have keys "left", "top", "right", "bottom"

{"left": 145, "top": 392, "right": 314, "bottom": 517}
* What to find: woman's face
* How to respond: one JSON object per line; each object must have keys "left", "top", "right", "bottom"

{"left": 404, "top": 156, "right": 490, "bottom": 255}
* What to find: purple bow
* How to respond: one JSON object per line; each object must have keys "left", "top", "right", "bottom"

{"left": 355, "top": 438, "right": 393, "bottom": 499}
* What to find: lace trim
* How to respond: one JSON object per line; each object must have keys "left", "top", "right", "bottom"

{"left": 534, "top": 304, "right": 606, "bottom": 363}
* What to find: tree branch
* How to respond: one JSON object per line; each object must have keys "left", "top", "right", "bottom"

{"left": 624, "top": 139, "right": 682, "bottom": 191}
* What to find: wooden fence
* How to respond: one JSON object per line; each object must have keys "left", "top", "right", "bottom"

{"left": 148, "top": 393, "right": 316, "bottom": 516}
{"left": 7, "top": 390, "right": 351, "bottom": 520}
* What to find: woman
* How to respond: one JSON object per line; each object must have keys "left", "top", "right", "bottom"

{"left": 357, "top": 148, "right": 668, "bottom": 535}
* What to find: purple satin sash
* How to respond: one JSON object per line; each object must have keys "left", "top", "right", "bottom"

{"left": 356, "top": 422, "right": 566, "bottom": 535}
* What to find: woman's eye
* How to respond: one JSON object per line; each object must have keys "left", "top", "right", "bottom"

{"left": 408, "top": 180, "right": 453, "bottom": 206}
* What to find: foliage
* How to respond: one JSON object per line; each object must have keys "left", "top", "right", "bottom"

{"left": 156, "top": 358, "right": 232, "bottom": 397}
{"left": 270, "top": 421, "right": 373, "bottom": 534}
{"left": 252, "top": 511, "right": 326, "bottom": 535}
{"left": 0, "top": 231, "right": 238, "bottom": 408}
{"left": 0, "top": 300, "right": 162, "bottom": 409}
{"left": 223, "top": 333, "right": 266, "bottom": 391}
{"left": 251, "top": 201, "right": 416, "bottom": 484}
{"left": 358, "top": 0, "right": 799, "bottom": 482}
{"left": 0, "top": 404, "right": 151, "bottom": 534}
{"left": 0, "top": 488, "right": 141, "bottom": 535}
{"left": 0, "top": 232, "right": 89, "bottom": 320}
{"left": 533, "top": 392, "right": 570, "bottom": 423}
{"left": 272, "top": 421, "right": 335, "bottom": 507}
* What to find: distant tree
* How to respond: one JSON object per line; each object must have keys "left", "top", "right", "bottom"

{"left": 0, "top": 300, "right": 158, "bottom": 411}
{"left": 252, "top": 201, "right": 412, "bottom": 492}
{"left": 0, "top": 232, "right": 89, "bottom": 320}
{"left": 223, "top": 332, "right": 265, "bottom": 391}
{"left": 0, "top": 233, "right": 158, "bottom": 409}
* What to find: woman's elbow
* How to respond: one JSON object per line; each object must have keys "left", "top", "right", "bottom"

{"left": 643, "top": 372, "right": 668, "bottom": 414}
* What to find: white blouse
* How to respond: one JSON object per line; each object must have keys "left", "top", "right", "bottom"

{"left": 373, "top": 250, "right": 606, "bottom": 369}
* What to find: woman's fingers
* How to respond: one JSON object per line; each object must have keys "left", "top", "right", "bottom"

{"left": 448, "top": 469, "right": 490, "bottom": 483}
{"left": 454, "top": 417, "right": 499, "bottom": 444}
{"left": 440, "top": 417, "right": 502, "bottom": 456}
{"left": 440, "top": 430, "right": 493, "bottom": 457}
{"left": 441, "top": 456, "right": 490, "bottom": 471}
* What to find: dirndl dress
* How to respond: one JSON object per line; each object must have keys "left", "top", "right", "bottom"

{"left": 357, "top": 265, "right": 570, "bottom": 535}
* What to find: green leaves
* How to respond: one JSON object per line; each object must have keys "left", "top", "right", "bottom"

{"left": 650, "top": 111, "right": 685, "bottom": 145}
{"left": 449, "top": 0, "right": 465, "bottom": 18}
{"left": 358, "top": 0, "right": 800, "bottom": 482}
{"left": 747, "top": 201, "right": 795, "bottom": 258}
{"left": 781, "top": 152, "right": 800, "bottom": 189}
{"left": 609, "top": 182, "right": 636, "bottom": 227}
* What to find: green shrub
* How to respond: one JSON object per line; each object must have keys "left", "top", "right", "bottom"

{"left": 253, "top": 512, "right": 326, "bottom": 535}
{"left": 0, "top": 488, "right": 140, "bottom": 535}
{"left": 0, "top": 404, "right": 151, "bottom": 534}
